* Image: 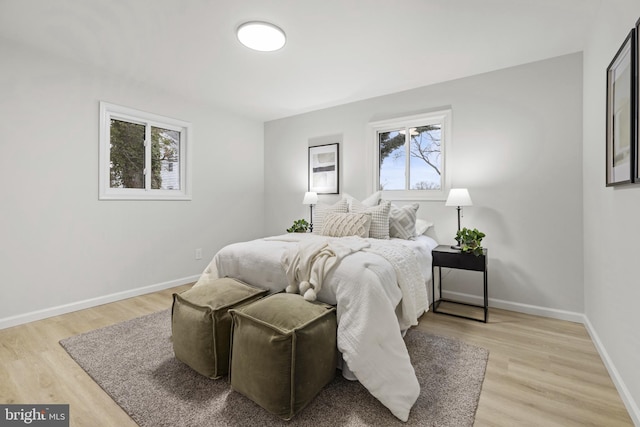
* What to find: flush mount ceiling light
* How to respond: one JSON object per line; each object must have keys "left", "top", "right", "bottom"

{"left": 236, "top": 21, "right": 286, "bottom": 52}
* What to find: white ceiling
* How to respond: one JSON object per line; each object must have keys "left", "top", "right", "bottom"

{"left": 0, "top": 0, "right": 601, "bottom": 121}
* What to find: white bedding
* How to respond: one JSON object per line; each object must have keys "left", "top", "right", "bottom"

{"left": 193, "top": 233, "right": 437, "bottom": 421}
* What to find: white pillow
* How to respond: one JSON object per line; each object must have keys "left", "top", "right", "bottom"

{"left": 343, "top": 191, "right": 382, "bottom": 211}
{"left": 351, "top": 199, "right": 391, "bottom": 239}
{"left": 321, "top": 212, "right": 372, "bottom": 238}
{"left": 415, "top": 218, "right": 434, "bottom": 235}
{"left": 312, "top": 198, "right": 349, "bottom": 234}
{"left": 389, "top": 203, "right": 419, "bottom": 240}
{"left": 360, "top": 191, "right": 382, "bottom": 207}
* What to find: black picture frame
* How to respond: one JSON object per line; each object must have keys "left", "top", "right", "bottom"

{"left": 635, "top": 18, "right": 640, "bottom": 182}
{"left": 308, "top": 143, "right": 339, "bottom": 194}
{"left": 606, "top": 28, "right": 636, "bottom": 186}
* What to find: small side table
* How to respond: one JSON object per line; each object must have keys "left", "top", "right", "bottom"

{"left": 431, "top": 245, "right": 488, "bottom": 323}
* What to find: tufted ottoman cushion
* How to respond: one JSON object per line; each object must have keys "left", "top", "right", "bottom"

{"left": 171, "top": 278, "right": 268, "bottom": 379}
{"left": 229, "top": 293, "right": 337, "bottom": 420}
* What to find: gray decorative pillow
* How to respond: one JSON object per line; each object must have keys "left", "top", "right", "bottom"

{"left": 321, "top": 212, "right": 372, "bottom": 238}
{"left": 350, "top": 199, "right": 391, "bottom": 239}
{"left": 312, "top": 199, "right": 349, "bottom": 234}
{"left": 389, "top": 203, "right": 419, "bottom": 240}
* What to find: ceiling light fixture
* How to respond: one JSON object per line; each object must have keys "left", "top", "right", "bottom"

{"left": 236, "top": 21, "right": 286, "bottom": 52}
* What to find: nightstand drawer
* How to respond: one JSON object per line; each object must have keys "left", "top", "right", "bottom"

{"left": 432, "top": 246, "right": 487, "bottom": 271}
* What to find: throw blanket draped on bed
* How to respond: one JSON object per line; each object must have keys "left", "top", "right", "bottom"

{"left": 282, "top": 237, "right": 370, "bottom": 301}
{"left": 194, "top": 233, "right": 434, "bottom": 421}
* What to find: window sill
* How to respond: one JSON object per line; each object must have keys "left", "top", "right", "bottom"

{"left": 380, "top": 189, "right": 448, "bottom": 201}
{"left": 99, "top": 190, "right": 191, "bottom": 201}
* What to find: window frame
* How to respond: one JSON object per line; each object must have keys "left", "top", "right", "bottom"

{"left": 99, "top": 102, "right": 192, "bottom": 200}
{"left": 369, "top": 109, "right": 451, "bottom": 201}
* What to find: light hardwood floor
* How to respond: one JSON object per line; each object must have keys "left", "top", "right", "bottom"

{"left": 0, "top": 284, "right": 633, "bottom": 426}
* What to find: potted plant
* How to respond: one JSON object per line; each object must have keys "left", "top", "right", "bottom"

{"left": 286, "top": 219, "right": 310, "bottom": 233}
{"left": 455, "top": 227, "right": 486, "bottom": 256}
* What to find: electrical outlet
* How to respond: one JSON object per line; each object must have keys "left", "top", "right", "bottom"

{"left": 195, "top": 248, "right": 202, "bottom": 260}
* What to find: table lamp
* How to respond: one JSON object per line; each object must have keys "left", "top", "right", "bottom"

{"left": 302, "top": 191, "right": 318, "bottom": 232}
{"left": 445, "top": 188, "right": 472, "bottom": 249}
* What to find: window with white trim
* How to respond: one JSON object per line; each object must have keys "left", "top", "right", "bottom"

{"left": 369, "top": 109, "right": 451, "bottom": 200}
{"left": 99, "top": 102, "right": 192, "bottom": 200}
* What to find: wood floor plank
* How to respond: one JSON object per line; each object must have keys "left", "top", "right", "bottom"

{"left": 0, "top": 284, "right": 633, "bottom": 426}
{"left": 418, "top": 308, "right": 633, "bottom": 426}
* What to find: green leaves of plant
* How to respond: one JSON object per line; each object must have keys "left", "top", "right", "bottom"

{"left": 286, "top": 219, "right": 310, "bottom": 233}
{"left": 455, "top": 227, "right": 486, "bottom": 256}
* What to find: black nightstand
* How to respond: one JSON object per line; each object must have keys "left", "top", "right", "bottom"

{"left": 431, "top": 245, "right": 488, "bottom": 323}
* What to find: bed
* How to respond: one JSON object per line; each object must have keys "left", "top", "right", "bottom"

{"left": 192, "top": 197, "right": 437, "bottom": 421}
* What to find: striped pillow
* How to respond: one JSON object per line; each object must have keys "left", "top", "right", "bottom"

{"left": 351, "top": 199, "right": 391, "bottom": 239}
{"left": 389, "top": 203, "right": 419, "bottom": 240}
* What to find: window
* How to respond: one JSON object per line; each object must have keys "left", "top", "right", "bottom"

{"left": 369, "top": 109, "right": 451, "bottom": 200}
{"left": 99, "top": 102, "right": 192, "bottom": 200}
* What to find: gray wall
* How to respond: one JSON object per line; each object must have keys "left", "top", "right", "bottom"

{"left": 0, "top": 38, "right": 265, "bottom": 323}
{"left": 582, "top": 0, "right": 640, "bottom": 422}
{"left": 265, "top": 53, "right": 584, "bottom": 315}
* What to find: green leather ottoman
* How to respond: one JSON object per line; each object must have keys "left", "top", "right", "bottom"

{"left": 171, "top": 278, "right": 268, "bottom": 379}
{"left": 229, "top": 293, "right": 337, "bottom": 420}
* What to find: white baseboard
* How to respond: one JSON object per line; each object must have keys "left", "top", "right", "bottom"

{"left": 0, "top": 275, "right": 200, "bottom": 330}
{"left": 441, "top": 290, "right": 585, "bottom": 323}
{"left": 583, "top": 317, "right": 640, "bottom": 426}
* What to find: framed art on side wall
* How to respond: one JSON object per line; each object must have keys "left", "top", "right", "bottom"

{"left": 606, "top": 28, "right": 636, "bottom": 186}
{"left": 636, "top": 18, "right": 640, "bottom": 182}
{"left": 309, "top": 143, "right": 339, "bottom": 194}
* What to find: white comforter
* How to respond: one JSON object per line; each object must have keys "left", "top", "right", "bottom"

{"left": 193, "top": 233, "right": 437, "bottom": 421}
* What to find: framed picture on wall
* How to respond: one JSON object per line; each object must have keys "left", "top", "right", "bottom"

{"left": 308, "top": 143, "right": 339, "bottom": 194}
{"left": 606, "top": 28, "right": 636, "bottom": 186}
{"left": 636, "top": 18, "right": 640, "bottom": 182}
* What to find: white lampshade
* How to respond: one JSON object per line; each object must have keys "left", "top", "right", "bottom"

{"left": 445, "top": 188, "right": 472, "bottom": 207}
{"left": 237, "top": 21, "right": 286, "bottom": 52}
{"left": 302, "top": 191, "right": 318, "bottom": 205}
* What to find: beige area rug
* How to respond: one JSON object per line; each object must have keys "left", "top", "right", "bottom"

{"left": 60, "top": 310, "right": 488, "bottom": 427}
